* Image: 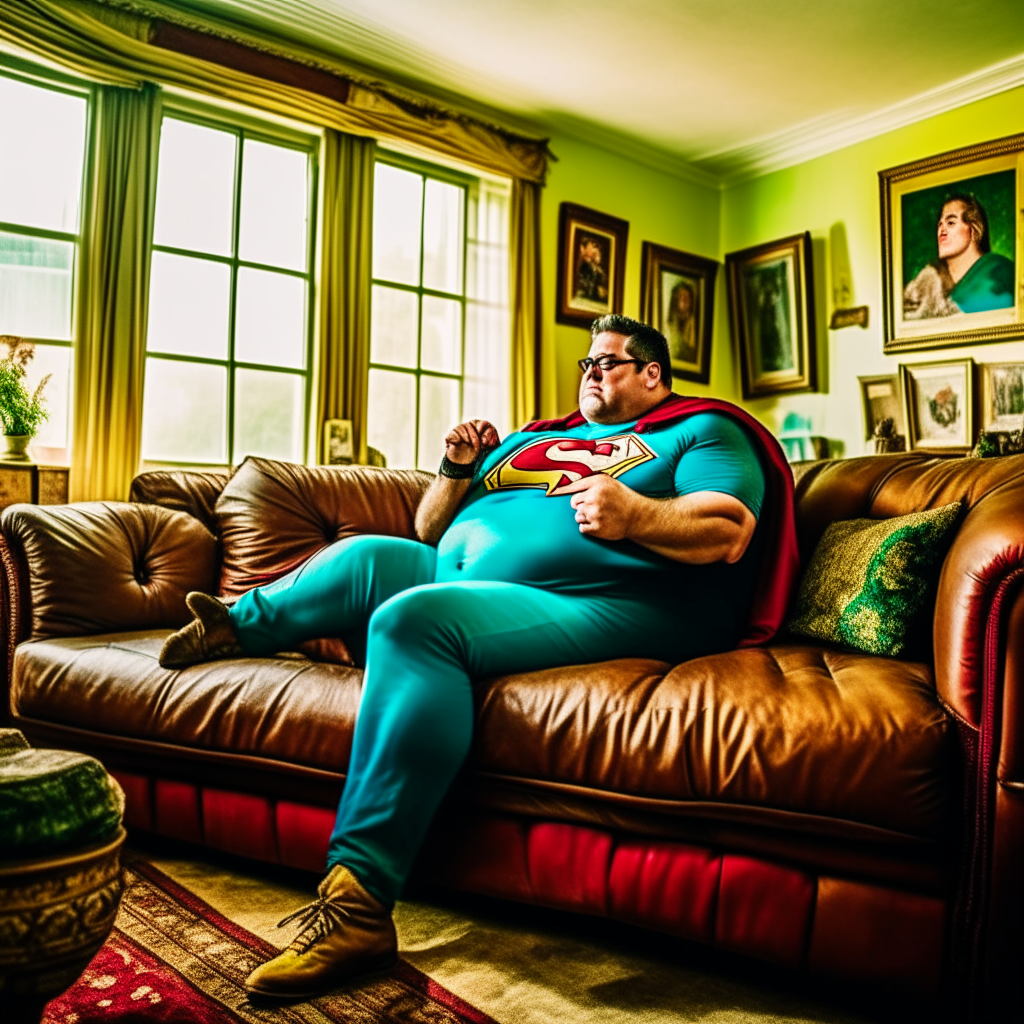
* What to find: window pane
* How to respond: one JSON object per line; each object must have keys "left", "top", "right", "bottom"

{"left": 370, "top": 285, "right": 418, "bottom": 368}
{"left": 153, "top": 119, "right": 236, "bottom": 257}
{"left": 234, "top": 268, "right": 307, "bottom": 369}
{"left": 372, "top": 164, "right": 422, "bottom": 286}
{"left": 23, "top": 343, "right": 71, "bottom": 450}
{"left": 146, "top": 251, "right": 230, "bottom": 359}
{"left": 238, "top": 139, "right": 309, "bottom": 271}
{"left": 422, "top": 179, "right": 464, "bottom": 294}
{"left": 421, "top": 295, "right": 462, "bottom": 375}
{"left": 0, "top": 78, "right": 87, "bottom": 233}
{"left": 0, "top": 233, "right": 74, "bottom": 339}
{"left": 233, "top": 367, "right": 304, "bottom": 463}
{"left": 142, "top": 358, "right": 227, "bottom": 463}
{"left": 418, "top": 374, "right": 460, "bottom": 471}
{"left": 367, "top": 369, "right": 415, "bottom": 469}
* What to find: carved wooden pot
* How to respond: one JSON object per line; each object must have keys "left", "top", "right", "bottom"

{"left": 0, "top": 827, "right": 125, "bottom": 1022}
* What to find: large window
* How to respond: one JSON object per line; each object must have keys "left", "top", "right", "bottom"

{"left": 367, "top": 155, "right": 510, "bottom": 470}
{"left": 140, "top": 108, "right": 317, "bottom": 468}
{"left": 0, "top": 62, "right": 90, "bottom": 464}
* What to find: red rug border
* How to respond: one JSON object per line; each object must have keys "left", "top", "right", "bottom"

{"left": 125, "top": 858, "right": 500, "bottom": 1024}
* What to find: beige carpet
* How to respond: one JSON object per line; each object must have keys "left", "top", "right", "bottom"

{"left": 133, "top": 837, "right": 901, "bottom": 1024}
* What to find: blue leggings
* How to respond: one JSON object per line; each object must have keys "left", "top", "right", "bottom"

{"left": 229, "top": 534, "right": 701, "bottom": 907}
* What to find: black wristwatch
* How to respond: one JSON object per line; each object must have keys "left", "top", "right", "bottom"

{"left": 438, "top": 455, "right": 476, "bottom": 479}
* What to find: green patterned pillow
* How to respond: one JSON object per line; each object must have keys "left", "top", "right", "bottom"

{"left": 787, "top": 501, "right": 962, "bottom": 657}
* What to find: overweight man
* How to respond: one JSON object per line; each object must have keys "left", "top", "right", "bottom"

{"left": 159, "top": 314, "right": 796, "bottom": 999}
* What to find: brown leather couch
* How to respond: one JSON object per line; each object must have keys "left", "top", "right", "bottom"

{"left": 3, "top": 451, "right": 1023, "bottom": 1021}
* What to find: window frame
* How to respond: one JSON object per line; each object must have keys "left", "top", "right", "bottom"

{"left": 0, "top": 54, "right": 95, "bottom": 459}
{"left": 369, "top": 150, "right": 474, "bottom": 470}
{"left": 142, "top": 97, "right": 319, "bottom": 469}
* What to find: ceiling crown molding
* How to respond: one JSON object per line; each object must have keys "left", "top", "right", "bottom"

{"left": 697, "top": 52, "right": 1024, "bottom": 185}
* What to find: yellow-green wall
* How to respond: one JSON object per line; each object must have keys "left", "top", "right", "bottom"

{"left": 540, "top": 133, "right": 721, "bottom": 417}
{"left": 719, "top": 84, "right": 1024, "bottom": 455}
{"left": 539, "top": 85, "right": 1024, "bottom": 454}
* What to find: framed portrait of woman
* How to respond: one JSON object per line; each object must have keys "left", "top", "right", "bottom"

{"left": 880, "top": 133, "right": 1024, "bottom": 353}
{"left": 640, "top": 242, "right": 718, "bottom": 384}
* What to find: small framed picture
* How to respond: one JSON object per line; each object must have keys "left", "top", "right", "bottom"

{"left": 880, "top": 132, "right": 1023, "bottom": 354}
{"left": 640, "top": 242, "right": 718, "bottom": 384}
{"left": 556, "top": 203, "right": 629, "bottom": 328}
{"left": 726, "top": 232, "right": 817, "bottom": 399}
{"left": 323, "top": 418, "right": 354, "bottom": 465}
{"left": 858, "top": 373, "right": 905, "bottom": 441}
{"left": 979, "top": 361, "right": 1024, "bottom": 432}
{"left": 899, "top": 358, "right": 975, "bottom": 453}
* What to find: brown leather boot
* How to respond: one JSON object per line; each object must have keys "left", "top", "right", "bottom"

{"left": 245, "top": 864, "right": 397, "bottom": 999}
{"left": 158, "top": 592, "right": 242, "bottom": 668}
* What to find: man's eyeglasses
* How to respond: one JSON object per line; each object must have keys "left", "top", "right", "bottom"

{"left": 578, "top": 356, "right": 648, "bottom": 374}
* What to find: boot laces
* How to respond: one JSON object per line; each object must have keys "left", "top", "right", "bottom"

{"left": 277, "top": 891, "right": 352, "bottom": 955}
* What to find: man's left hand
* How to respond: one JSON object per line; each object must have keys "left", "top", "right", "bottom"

{"left": 560, "top": 474, "right": 637, "bottom": 540}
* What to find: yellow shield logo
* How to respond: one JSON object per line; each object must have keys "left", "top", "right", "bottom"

{"left": 484, "top": 434, "right": 656, "bottom": 496}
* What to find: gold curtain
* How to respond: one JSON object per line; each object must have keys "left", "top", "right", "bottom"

{"left": 510, "top": 179, "right": 543, "bottom": 427}
{"left": 317, "top": 130, "right": 375, "bottom": 465}
{"left": 0, "top": 0, "right": 549, "bottom": 183}
{"left": 70, "top": 82, "right": 160, "bottom": 502}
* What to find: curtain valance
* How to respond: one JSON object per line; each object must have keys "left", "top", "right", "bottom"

{"left": 0, "top": 0, "right": 551, "bottom": 184}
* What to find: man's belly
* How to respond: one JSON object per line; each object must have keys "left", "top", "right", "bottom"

{"left": 435, "top": 494, "right": 668, "bottom": 592}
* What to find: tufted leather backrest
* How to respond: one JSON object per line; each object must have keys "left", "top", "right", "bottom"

{"left": 215, "top": 458, "right": 433, "bottom": 598}
{"left": 1, "top": 502, "right": 218, "bottom": 641}
{"left": 130, "top": 470, "right": 230, "bottom": 535}
{"left": 794, "top": 452, "right": 1024, "bottom": 726}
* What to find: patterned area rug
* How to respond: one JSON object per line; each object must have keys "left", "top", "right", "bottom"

{"left": 43, "top": 860, "right": 497, "bottom": 1024}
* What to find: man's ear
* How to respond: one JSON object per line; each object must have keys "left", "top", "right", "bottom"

{"left": 645, "top": 362, "right": 665, "bottom": 390}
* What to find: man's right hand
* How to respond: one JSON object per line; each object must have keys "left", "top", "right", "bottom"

{"left": 444, "top": 419, "right": 500, "bottom": 465}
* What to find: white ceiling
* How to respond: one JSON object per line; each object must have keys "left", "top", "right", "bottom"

{"left": 170, "top": 0, "right": 1024, "bottom": 181}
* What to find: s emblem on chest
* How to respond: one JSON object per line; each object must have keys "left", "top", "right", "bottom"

{"left": 484, "top": 434, "right": 656, "bottom": 495}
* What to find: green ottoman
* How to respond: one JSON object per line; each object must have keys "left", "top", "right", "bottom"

{"left": 0, "top": 728, "right": 126, "bottom": 1024}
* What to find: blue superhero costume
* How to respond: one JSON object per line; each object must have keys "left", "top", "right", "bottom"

{"left": 229, "top": 412, "right": 766, "bottom": 907}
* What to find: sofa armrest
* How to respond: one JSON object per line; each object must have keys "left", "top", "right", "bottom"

{"left": 932, "top": 482, "right": 1024, "bottom": 1017}
{"left": 0, "top": 501, "right": 218, "bottom": 647}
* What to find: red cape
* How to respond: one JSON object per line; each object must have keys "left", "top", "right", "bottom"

{"left": 522, "top": 394, "right": 799, "bottom": 647}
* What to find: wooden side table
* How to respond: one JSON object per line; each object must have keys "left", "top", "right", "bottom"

{"left": 0, "top": 460, "right": 69, "bottom": 513}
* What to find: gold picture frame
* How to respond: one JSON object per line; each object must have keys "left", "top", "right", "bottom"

{"left": 979, "top": 361, "right": 1024, "bottom": 433}
{"left": 858, "top": 373, "right": 905, "bottom": 441}
{"left": 880, "top": 133, "right": 1024, "bottom": 354}
{"left": 556, "top": 203, "right": 629, "bottom": 328}
{"left": 323, "top": 418, "right": 354, "bottom": 465}
{"left": 899, "top": 358, "right": 975, "bottom": 453}
{"left": 726, "top": 232, "right": 817, "bottom": 399}
{"left": 640, "top": 241, "right": 718, "bottom": 385}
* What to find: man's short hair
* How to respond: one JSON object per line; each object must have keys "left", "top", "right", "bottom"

{"left": 591, "top": 315, "right": 672, "bottom": 389}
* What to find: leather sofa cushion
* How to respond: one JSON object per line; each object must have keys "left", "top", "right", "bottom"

{"left": 10, "top": 633, "right": 362, "bottom": 772}
{"left": 130, "top": 470, "right": 230, "bottom": 535}
{"left": 214, "top": 458, "right": 432, "bottom": 598}
{"left": 12, "top": 633, "right": 949, "bottom": 842}
{"left": 474, "top": 645, "right": 950, "bottom": 841}
{"left": 1, "top": 503, "right": 217, "bottom": 642}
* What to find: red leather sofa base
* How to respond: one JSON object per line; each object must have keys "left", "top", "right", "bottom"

{"left": 110, "top": 770, "right": 944, "bottom": 994}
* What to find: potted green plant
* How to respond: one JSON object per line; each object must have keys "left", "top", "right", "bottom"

{"left": 0, "top": 336, "right": 50, "bottom": 461}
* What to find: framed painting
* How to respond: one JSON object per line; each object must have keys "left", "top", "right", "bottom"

{"left": 979, "top": 361, "right": 1024, "bottom": 432}
{"left": 323, "top": 418, "right": 354, "bottom": 465}
{"left": 899, "top": 358, "right": 974, "bottom": 453}
{"left": 726, "top": 232, "right": 816, "bottom": 399}
{"left": 858, "top": 373, "right": 905, "bottom": 441}
{"left": 880, "top": 133, "right": 1024, "bottom": 353}
{"left": 556, "top": 203, "right": 629, "bottom": 328}
{"left": 640, "top": 242, "right": 718, "bottom": 384}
